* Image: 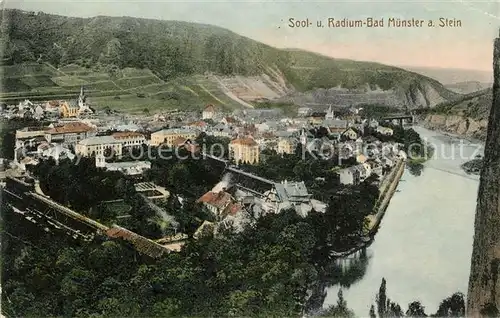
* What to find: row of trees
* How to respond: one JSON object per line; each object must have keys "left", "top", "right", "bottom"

{"left": 320, "top": 278, "right": 466, "bottom": 317}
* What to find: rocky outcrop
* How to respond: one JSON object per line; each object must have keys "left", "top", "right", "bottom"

{"left": 287, "top": 81, "right": 450, "bottom": 109}
{"left": 420, "top": 114, "right": 488, "bottom": 140}
{"left": 467, "top": 31, "right": 500, "bottom": 317}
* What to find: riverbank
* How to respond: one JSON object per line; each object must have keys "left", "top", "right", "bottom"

{"left": 329, "top": 157, "right": 406, "bottom": 258}
{"left": 323, "top": 126, "right": 478, "bottom": 316}
{"left": 417, "top": 114, "right": 487, "bottom": 142}
{"left": 368, "top": 157, "right": 406, "bottom": 235}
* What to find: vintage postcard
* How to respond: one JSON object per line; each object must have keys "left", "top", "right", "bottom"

{"left": 0, "top": 0, "right": 499, "bottom": 317}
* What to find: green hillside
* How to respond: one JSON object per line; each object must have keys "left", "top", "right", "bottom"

{"left": 428, "top": 88, "right": 492, "bottom": 120}
{"left": 0, "top": 9, "right": 459, "bottom": 111}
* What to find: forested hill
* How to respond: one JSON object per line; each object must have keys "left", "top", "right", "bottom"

{"left": 1, "top": 9, "right": 459, "bottom": 109}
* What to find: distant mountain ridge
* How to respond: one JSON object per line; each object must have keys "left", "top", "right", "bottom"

{"left": 420, "top": 88, "right": 492, "bottom": 140}
{"left": 1, "top": 9, "right": 460, "bottom": 110}
{"left": 445, "top": 81, "right": 492, "bottom": 94}
{"left": 400, "top": 65, "right": 493, "bottom": 85}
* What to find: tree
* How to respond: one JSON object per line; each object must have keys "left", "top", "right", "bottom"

{"left": 434, "top": 292, "right": 465, "bottom": 317}
{"left": 406, "top": 301, "right": 427, "bottom": 317}
{"left": 320, "top": 288, "right": 355, "bottom": 317}
{"left": 370, "top": 304, "right": 377, "bottom": 318}
{"left": 377, "top": 278, "right": 387, "bottom": 317}
{"left": 337, "top": 288, "right": 347, "bottom": 310}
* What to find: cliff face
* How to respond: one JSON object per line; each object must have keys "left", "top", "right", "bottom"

{"left": 467, "top": 33, "right": 500, "bottom": 317}
{"left": 420, "top": 114, "right": 488, "bottom": 140}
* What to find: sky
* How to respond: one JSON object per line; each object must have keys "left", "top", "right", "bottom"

{"left": 5, "top": 0, "right": 500, "bottom": 72}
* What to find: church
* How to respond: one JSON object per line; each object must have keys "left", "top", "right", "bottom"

{"left": 59, "top": 86, "right": 94, "bottom": 118}
{"left": 77, "top": 86, "right": 94, "bottom": 116}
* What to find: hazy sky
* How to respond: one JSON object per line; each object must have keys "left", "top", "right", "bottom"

{"left": 5, "top": 0, "right": 500, "bottom": 71}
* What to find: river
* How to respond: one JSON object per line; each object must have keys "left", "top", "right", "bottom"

{"left": 322, "top": 126, "right": 483, "bottom": 316}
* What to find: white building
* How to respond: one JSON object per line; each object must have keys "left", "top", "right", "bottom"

{"left": 95, "top": 154, "right": 151, "bottom": 176}
{"left": 75, "top": 136, "right": 123, "bottom": 158}
{"left": 202, "top": 104, "right": 216, "bottom": 120}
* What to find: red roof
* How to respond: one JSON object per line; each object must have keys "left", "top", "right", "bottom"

{"left": 222, "top": 202, "right": 242, "bottom": 217}
{"left": 188, "top": 121, "right": 208, "bottom": 128}
{"left": 112, "top": 132, "right": 144, "bottom": 139}
{"left": 172, "top": 136, "right": 187, "bottom": 146}
{"left": 223, "top": 116, "right": 238, "bottom": 124}
{"left": 196, "top": 191, "right": 233, "bottom": 210}
{"left": 204, "top": 104, "right": 215, "bottom": 112}
{"left": 230, "top": 137, "right": 258, "bottom": 147}
{"left": 46, "top": 100, "right": 62, "bottom": 108}
{"left": 47, "top": 122, "right": 95, "bottom": 135}
{"left": 261, "top": 131, "right": 276, "bottom": 139}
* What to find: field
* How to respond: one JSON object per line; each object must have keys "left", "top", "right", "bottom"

{"left": 0, "top": 62, "right": 247, "bottom": 112}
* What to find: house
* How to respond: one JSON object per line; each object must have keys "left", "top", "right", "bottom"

{"left": 45, "top": 122, "right": 97, "bottom": 144}
{"left": 16, "top": 126, "right": 49, "bottom": 142}
{"left": 37, "top": 143, "right": 76, "bottom": 161}
{"left": 34, "top": 105, "right": 44, "bottom": 119}
{"left": 218, "top": 203, "right": 249, "bottom": 233}
{"left": 115, "top": 123, "right": 142, "bottom": 132}
{"left": 369, "top": 119, "right": 379, "bottom": 128}
{"left": 150, "top": 128, "right": 198, "bottom": 147}
{"left": 196, "top": 191, "right": 234, "bottom": 218}
{"left": 324, "top": 119, "right": 348, "bottom": 134}
{"left": 277, "top": 137, "right": 297, "bottom": 155}
{"left": 75, "top": 136, "right": 123, "bottom": 158}
{"left": 17, "top": 156, "right": 39, "bottom": 172}
{"left": 381, "top": 156, "right": 394, "bottom": 168}
{"left": 297, "top": 107, "right": 311, "bottom": 117}
{"left": 60, "top": 100, "right": 80, "bottom": 118}
{"left": 367, "top": 160, "right": 383, "bottom": 177}
{"left": 208, "top": 127, "right": 233, "bottom": 138}
{"left": 341, "top": 127, "right": 359, "bottom": 140}
{"left": 221, "top": 116, "right": 239, "bottom": 126}
{"left": 184, "top": 121, "right": 208, "bottom": 132}
{"left": 229, "top": 137, "right": 260, "bottom": 164}
{"left": 356, "top": 154, "right": 368, "bottom": 164}
{"left": 338, "top": 164, "right": 369, "bottom": 185}
{"left": 267, "top": 181, "right": 312, "bottom": 204}
{"left": 111, "top": 132, "right": 146, "bottom": 148}
{"left": 397, "top": 150, "right": 407, "bottom": 161}
{"left": 202, "top": 104, "right": 216, "bottom": 120}
{"left": 18, "top": 99, "right": 34, "bottom": 111}
{"left": 95, "top": 154, "right": 151, "bottom": 176}
{"left": 193, "top": 220, "right": 215, "bottom": 240}
{"left": 376, "top": 126, "right": 394, "bottom": 136}
{"left": 262, "top": 180, "right": 315, "bottom": 216}
{"left": 308, "top": 112, "right": 326, "bottom": 125}
{"left": 18, "top": 109, "right": 33, "bottom": 119}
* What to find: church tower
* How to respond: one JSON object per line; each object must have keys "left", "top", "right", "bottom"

{"left": 326, "top": 105, "right": 334, "bottom": 120}
{"left": 78, "top": 86, "right": 86, "bottom": 108}
{"left": 300, "top": 128, "right": 307, "bottom": 145}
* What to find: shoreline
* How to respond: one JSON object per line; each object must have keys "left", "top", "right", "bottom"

{"left": 415, "top": 121, "right": 485, "bottom": 145}
{"left": 329, "top": 157, "right": 406, "bottom": 258}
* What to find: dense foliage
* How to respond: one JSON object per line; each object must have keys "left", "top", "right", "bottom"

{"left": 0, "top": 9, "right": 457, "bottom": 97}
{"left": 371, "top": 278, "right": 466, "bottom": 317}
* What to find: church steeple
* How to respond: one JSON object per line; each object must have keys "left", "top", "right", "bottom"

{"left": 78, "top": 86, "right": 86, "bottom": 108}
{"left": 326, "top": 104, "right": 334, "bottom": 120}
